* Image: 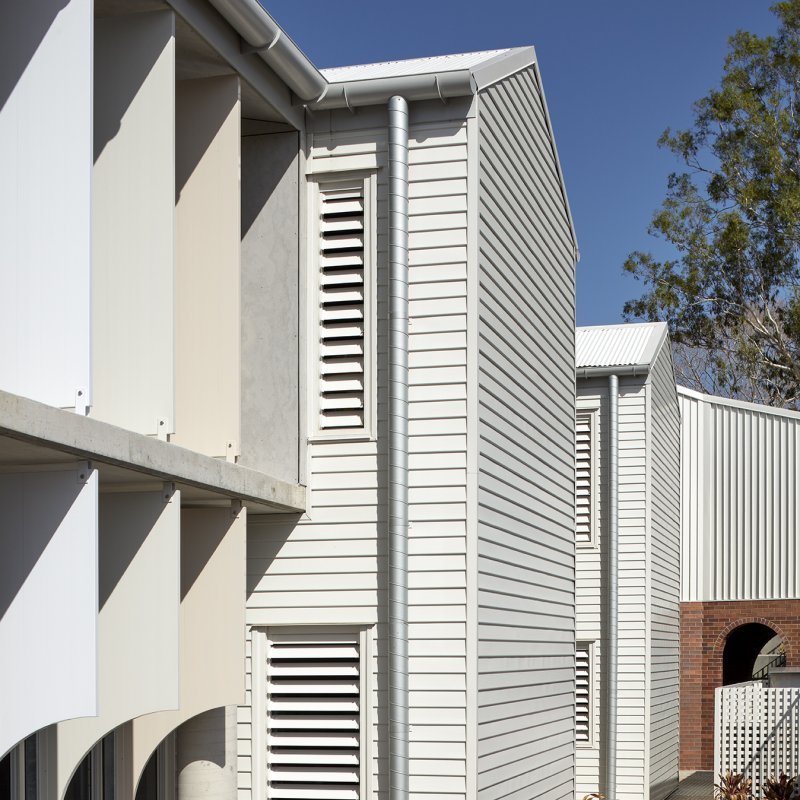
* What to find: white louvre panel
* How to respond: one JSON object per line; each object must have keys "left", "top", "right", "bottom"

{"left": 576, "top": 645, "right": 591, "bottom": 743}
{"left": 267, "top": 632, "right": 361, "bottom": 800}
{"left": 319, "top": 187, "right": 365, "bottom": 430}
{"left": 576, "top": 414, "right": 593, "bottom": 544}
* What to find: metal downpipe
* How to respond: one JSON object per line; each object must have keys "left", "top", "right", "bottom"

{"left": 607, "top": 374, "right": 619, "bottom": 800}
{"left": 387, "top": 95, "right": 409, "bottom": 800}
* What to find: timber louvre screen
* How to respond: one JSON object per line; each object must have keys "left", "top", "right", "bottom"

{"left": 317, "top": 183, "right": 366, "bottom": 432}
{"left": 266, "top": 631, "right": 362, "bottom": 800}
{"left": 576, "top": 644, "right": 592, "bottom": 744}
{"left": 576, "top": 413, "right": 594, "bottom": 545}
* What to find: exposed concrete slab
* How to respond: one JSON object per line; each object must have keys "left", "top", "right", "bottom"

{"left": 0, "top": 389, "right": 305, "bottom": 512}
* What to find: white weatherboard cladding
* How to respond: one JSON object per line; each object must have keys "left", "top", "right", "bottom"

{"left": 0, "top": 467, "right": 98, "bottom": 754}
{"left": 0, "top": 0, "right": 91, "bottom": 409}
{"left": 91, "top": 11, "right": 175, "bottom": 435}
{"left": 679, "top": 389, "right": 800, "bottom": 602}
{"left": 241, "top": 112, "right": 471, "bottom": 800}
{"left": 575, "top": 378, "right": 650, "bottom": 800}
{"left": 476, "top": 68, "right": 576, "bottom": 800}
{"left": 647, "top": 345, "right": 680, "bottom": 800}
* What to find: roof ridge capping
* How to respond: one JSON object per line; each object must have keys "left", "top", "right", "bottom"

{"left": 313, "top": 46, "right": 536, "bottom": 110}
{"left": 576, "top": 321, "right": 669, "bottom": 376}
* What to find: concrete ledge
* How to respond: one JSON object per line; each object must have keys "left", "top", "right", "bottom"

{"left": 0, "top": 390, "right": 306, "bottom": 512}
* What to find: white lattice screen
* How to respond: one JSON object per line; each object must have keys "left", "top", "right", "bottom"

{"left": 715, "top": 682, "right": 800, "bottom": 798}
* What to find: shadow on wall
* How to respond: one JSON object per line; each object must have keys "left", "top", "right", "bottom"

{"left": 0, "top": 0, "right": 70, "bottom": 114}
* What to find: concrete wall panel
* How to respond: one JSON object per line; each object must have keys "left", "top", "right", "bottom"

{"left": 240, "top": 131, "right": 300, "bottom": 482}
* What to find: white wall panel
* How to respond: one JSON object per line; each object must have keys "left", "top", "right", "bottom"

{"left": 56, "top": 488, "right": 180, "bottom": 795}
{"left": 91, "top": 11, "right": 175, "bottom": 435}
{"left": 0, "top": 0, "right": 91, "bottom": 409}
{"left": 0, "top": 467, "right": 98, "bottom": 755}
{"left": 680, "top": 389, "right": 800, "bottom": 602}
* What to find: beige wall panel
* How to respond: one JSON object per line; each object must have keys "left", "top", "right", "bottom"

{"left": 91, "top": 11, "right": 175, "bottom": 436}
{"left": 172, "top": 77, "right": 241, "bottom": 458}
{"left": 57, "top": 489, "right": 180, "bottom": 796}
{"left": 132, "top": 507, "right": 246, "bottom": 785}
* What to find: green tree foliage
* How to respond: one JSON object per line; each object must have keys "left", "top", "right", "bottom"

{"left": 624, "top": 1, "right": 800, "bottom": 408}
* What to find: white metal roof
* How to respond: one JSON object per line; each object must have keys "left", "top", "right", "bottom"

{"left": 576, "top": 322, "right": 668, "bottom": 370}
{"left": 677, "top": 384, "right": 800, "bottom": 421}
{"left": 321, "top": 49, "right": 513, "bottom": 83}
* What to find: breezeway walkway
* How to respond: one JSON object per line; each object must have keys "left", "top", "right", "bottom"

{"left": 667, "top": 772, "right": 714, "bottom": 800}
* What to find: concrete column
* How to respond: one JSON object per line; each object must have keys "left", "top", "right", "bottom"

{"left": 176, "top": 708, "right": 237, "bottom": 800}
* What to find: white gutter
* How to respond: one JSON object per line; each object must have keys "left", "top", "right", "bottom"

{"left": 311, "top": 71, "right": 475, "bottom": 110}
{"left": 207, "top": 0, "right": 327, "bottom": 101}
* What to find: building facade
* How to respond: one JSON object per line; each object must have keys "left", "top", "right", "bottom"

{"left": 678, "top": 388, "right": 800, "bottom": 771}
{"left": 575, "top": 323, "right": 681, "bottom": 800}
{"left": 1, "top": 2, "right": 580, "bottom": 800}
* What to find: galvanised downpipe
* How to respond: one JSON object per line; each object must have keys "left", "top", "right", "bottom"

{"left": 387, "top": 94, "right": 409, "bottom": 800}
{"left": 607, "top": 374, "right": 619, "bottom": 800}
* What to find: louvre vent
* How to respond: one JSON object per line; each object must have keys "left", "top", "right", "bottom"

{"left": 266, "top": 632, "right": 361, "bottom": 800}
{"left": 576, "top": 644, "right": 591, "bottom": 743}
{"left": 318, "top": 186, "right": 366, "bottom": 431}
{"left": 576, "top": 413, "right": 593, "bottom": 544}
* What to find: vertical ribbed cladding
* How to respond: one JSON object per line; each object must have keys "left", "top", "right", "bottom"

{"left": 387, "top": 94, "right": 409, "bottom": 800}
{"left": 607, "top": 374, "right": 619, "bottom": 800}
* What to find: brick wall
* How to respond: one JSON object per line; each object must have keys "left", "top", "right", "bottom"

{"left": 680, "top": 600, "right": 800, "bottom": 770}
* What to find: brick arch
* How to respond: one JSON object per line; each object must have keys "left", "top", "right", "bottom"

{"left": 712, "top": 616, "right": 793, "bottom": 663}
{"left": 679, "top": 599, "right": 800, "bottom": 772}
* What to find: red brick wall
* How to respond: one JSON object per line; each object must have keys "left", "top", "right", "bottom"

{"left": 680, "top": 600, "right": 800, "bottom": 770}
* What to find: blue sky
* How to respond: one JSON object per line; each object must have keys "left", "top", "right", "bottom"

{"left": 265, "top": 1, "right": 778, "bottom": 326}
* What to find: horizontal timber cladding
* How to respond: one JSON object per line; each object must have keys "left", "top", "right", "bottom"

{"left": 240, "top": 109, "right": 472, "bottom": 800}
{"left": 679, "top": 389, "right": 800, "bottom": 603}
{"left": 648, "top": 345, "right": 681, "bottom": 800}
{"left": 575, "top": 377, "right": 650, "bottom": 800}
{"left": 476, "top": 67, "right": 577, "bottom": 800}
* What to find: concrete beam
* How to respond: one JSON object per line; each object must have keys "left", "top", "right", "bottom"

{"left": 0, "top": 390, "right": 306, "bottom": 512}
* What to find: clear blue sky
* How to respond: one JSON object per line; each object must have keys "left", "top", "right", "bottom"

{"left": 265, "top": 1, "right": 778, "bottom": 326}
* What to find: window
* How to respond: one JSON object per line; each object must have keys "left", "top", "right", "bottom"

{"left": 575, "top": 409, "right": 597, "bottom": 545}
{"left": 311, "top": 176, "right": 375, "bottom": 438}
{"left": 576, "top": 642, "right": 593, "bottom": 745}
{"left": 263, "top": 630, "right": 364, "bottom": 800}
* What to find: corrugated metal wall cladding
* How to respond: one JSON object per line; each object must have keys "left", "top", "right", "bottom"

{"left": 476, "top": 68, "right": 576, "bottom": 800}
{"left": 680, "top": 391, "right": 800, "bottom": 602}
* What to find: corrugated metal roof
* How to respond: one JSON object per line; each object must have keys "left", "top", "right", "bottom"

{"left": 576, "top": 322, "right": 667, "bottom": 369}
{"left": 321, "top": 49, "right": 511, "bottom": 83}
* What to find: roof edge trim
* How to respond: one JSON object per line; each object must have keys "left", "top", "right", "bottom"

{"left": 677, "top": 385, "right": 800, "bottom": 420}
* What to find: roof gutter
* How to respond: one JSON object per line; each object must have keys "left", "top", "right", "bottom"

{"left": 576, "top": 364, "right": 650, "bottom": 380}
{"left": 309, "top": 70, "right": 476, "bottom": 110}
{"left": 207, "top": 0, "right": 327, "bottom": 102}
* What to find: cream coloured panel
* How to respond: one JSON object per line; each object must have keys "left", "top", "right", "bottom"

{"left": 132, "top": 506, "right": 246, "bottom": 785}
{"left": 91, "top": 11, "right": 175, "bottom": 435}
{"left": 172, "top": 76, "right": 241, "bottom": 458}
{"left": 56, "top": 488, "right": 180, "bottom": 796}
